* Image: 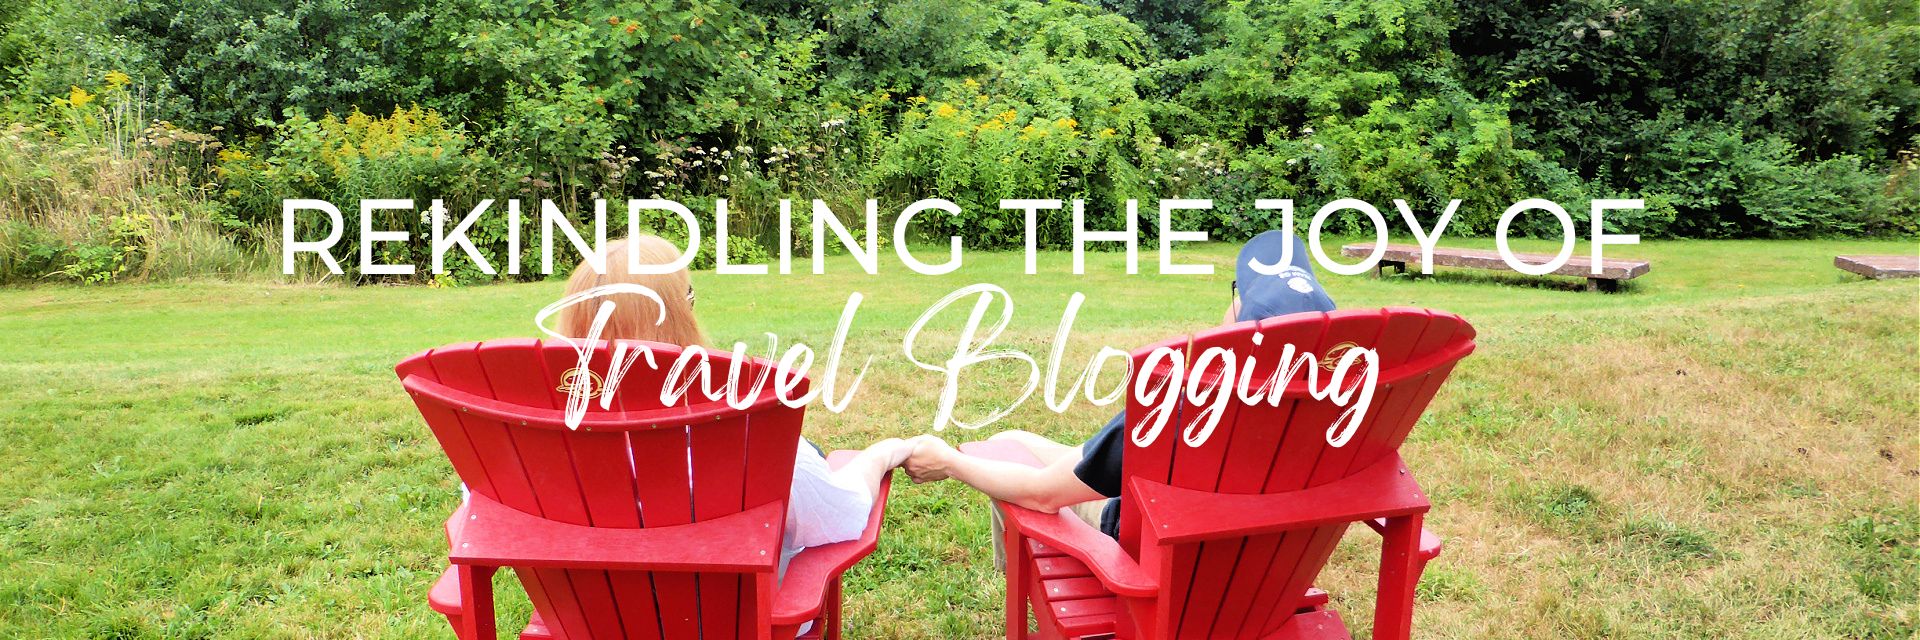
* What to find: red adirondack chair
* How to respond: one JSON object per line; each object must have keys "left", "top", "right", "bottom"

{"left": 960, "top": 307, "right": 1474, "bottom": 640}
{"left": 396, "top": 338, "right": 890, "bottom": 640}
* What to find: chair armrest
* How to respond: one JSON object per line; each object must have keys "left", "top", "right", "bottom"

{"left": 1365, "top": 518, "right": 1442, "bottom": 561}
{"left": 450, "top": 492, "right": 782, "bottom": 572}
{"left": 1000, "top": 503, "right": 1159, "bottom": 597}
{"left": 772, "top": 450, "right": 894, "bottom": 625}
{"left": 444, "top": 498, "right": 470, "bottom": 546}
{"left": 1132, "top": 453, "right": 1430, "bottom": 544}
{"left": 959, "top": 440, "right": 1159, "bottom": 598}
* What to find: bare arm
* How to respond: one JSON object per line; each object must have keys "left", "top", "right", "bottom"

{"left": 905, "top": 436, "right": 1105, "bottom": 513}
{"left": 828, "top": 438, "right": 913, "bottom": 500}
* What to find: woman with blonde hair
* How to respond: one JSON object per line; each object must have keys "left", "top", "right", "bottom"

{"left": 557, "top": 235, "right": 912, "bottom": 581}
{"left": 555, "top": 235, "right": 709, "bottom": 347}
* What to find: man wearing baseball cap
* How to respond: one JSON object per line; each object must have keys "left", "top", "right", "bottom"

{"left": 1229, "top": 230, "right": 1338, "bottom": 323}
{"left": 902, "top": 231, "right": 1337, "bottom": 561}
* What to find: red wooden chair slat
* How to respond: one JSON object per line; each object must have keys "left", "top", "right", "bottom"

{"left": 1055, "top": 596, "right": 1121, "bottom": 619}
{"left": 969, "top": 308, "right": 1474, "bottom": 640}
{"left": 1209, "top": 532, "right": 1280, "bottom": 640}
{"left": 1201, "top": 314, "right": 1330, "bottom": 640}
{"left": 1036, "top": 556, "right": 1096, "bottom": 580}
{"left": 1057, "top": 614, "right": 1120, "bottom": 638}
{"left": 1300, "top": 310, "right": 1409, "bottom": 488}
{"left": 1232, "top": 531, "right": 1312, "bottom": 640}
{"left": 1116, "top": 333, "right": 1193, "bottom": 558}
{"left": 1227, "top": 311, "right": 1395, "bottom": 635}
{"left": 694, "top": 410, "right": 753, "bottom": 640}
{"left": 1163, "top": 323, "right": 1267, "bottom": 639}
{"left": 552, "top": 345, "right": 666, "bottom": 640}
{"left": 478, "top": 340, "right": 629, "bottom": 638}
{"left": 410, "top": 342, "right": 582, "bottom": 637}
{"left": 400, "top": 339, "right": 887, "bottom": 639}
{"left": 1045, "top": 577, "right": 1112, "bottom": 601}
{"left": 632, "top": 425, "right": 704, "bottom": 639}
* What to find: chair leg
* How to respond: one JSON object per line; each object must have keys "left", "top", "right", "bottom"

{"left": 456, "top": 565, "right": 497, "bottom": 640}
{"left": 1372, "top": 513, "right": 1423, "bottom": 640}
{"left": 1004, "top": 523, "right": 1030, "bottom": 640}
{"left": 826, "top": 581, "right": 844, "bottom": 640}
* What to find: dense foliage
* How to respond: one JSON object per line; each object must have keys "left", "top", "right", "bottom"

{"left": 0, "top": 0, "right": 1913, "bottom": 282}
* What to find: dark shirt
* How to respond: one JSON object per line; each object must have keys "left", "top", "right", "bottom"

{"left": 1071, "top": 412, "right": 1128, "bottom": 537}
{"left": 1071, "top": 231, "right": 1337, "bottom": 538}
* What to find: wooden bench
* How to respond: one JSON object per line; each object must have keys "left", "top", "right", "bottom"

{"left": 1834, "top": 255, "right": 1919, "bottom": 280}
{"left": 1341, "top": 243, "right": 1651, "bottom": 292}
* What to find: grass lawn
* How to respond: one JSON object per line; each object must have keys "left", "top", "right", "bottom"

{"left": 1, "top": 237, "right": 1916, "bottom": 638}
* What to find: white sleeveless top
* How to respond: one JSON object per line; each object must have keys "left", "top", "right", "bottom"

{"left": 778, "top": 438, "right": 874, "bottom": 577}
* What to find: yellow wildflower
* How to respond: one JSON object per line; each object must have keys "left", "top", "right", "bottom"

{"left": 1099, "top": 127, "right": 1116, "bottom": 138}
{"left": 998, "top": 109, "right": 1018, "bottom": 123}
{"left": 1055, "top": 118, "right": 1077, "bottom": 129}
{"left": 933, "top": 103, "right": 958, "bottom": 119}
{"left": 963, "top": 78, "right": 980, "bottom": 90}
{"left": 66, "top": 86, "right": 95, "bottom": 108}
{"left": 104, "top": 71, "right": 131, "bottom": 88}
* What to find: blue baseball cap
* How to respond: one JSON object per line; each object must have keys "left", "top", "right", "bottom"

{"left": 1234, "top": 231, "right": 1336, "bottom": 322}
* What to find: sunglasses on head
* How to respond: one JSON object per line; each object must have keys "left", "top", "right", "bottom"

{"left": 590, "top": 272, "right": 696, "bottom": 306}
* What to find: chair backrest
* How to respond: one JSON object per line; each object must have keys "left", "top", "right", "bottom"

{"left": 1116, "top": 308, "right": 1475, "bottom": 639}
{"left": 397, "top": 338, "right": 805, "bottom": 640}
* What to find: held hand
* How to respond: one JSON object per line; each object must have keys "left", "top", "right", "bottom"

{"left": 903, "top": 435, "right": 957, "bottom": 484}
{"left": 865, "top": 437, "right": 914, "bottom": 468}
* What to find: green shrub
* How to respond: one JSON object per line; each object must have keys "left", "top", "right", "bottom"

{"left": 867, "top": 87, "right": 1152, "bottom": 249}
{"left": 1878, "top": 145, "right": 1920, "bottom": 236}
{"left": 1455, "top": 0, "right": 1920, "bottom": 237}
{"left": 116, "top": 0, "right": 434, "bottom": 134}
{"left": 5, "top": 0, "right": 1916, "bottom": 289}
{"left": 0, "top": 0, "right": 159, "bottom": 121}
{"left": 0, "top": 74, "right": 249, "bottom": 283}
{"left": 217, "top": 105, "right": 514, "bottom": 283}
{"left": 1627, "top": 117, "right": 1898, "bottom": 237}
